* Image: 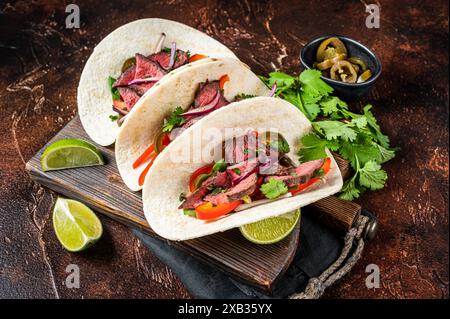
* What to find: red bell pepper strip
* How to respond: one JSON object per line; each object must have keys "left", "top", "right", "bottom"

{"left": 219, "top": 74, "right": 230, "bottom": 90}
{"left": 133, "top": 144, "right": 154, "bottom": 169}
{"left": 189, "top": 164, "right": 214, "bottom": 192}
{"left": 188, "top": 54, "right": 208, "bottom": 63}
{"left": 195, "top": 200, "right": 242, "bottom": 220}
{"left": 289, "top": 158, "right": 332, "bottom": 195}
{"left": 138, "top": 155, "right": 156, "bottom": 186}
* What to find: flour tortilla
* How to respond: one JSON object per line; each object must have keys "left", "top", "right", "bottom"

{"left": 142, "top": 97, "right": 343, "bottom": 241}
{"left": 78, "top": 18, "right": 237, "bottom": 146}
{"left": 116, "top": 58, "right": 269, "bottom": 191}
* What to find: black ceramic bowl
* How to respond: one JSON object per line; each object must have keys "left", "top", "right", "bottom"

{"left": 300, "top": 35, "right": 381, "bottom": 101}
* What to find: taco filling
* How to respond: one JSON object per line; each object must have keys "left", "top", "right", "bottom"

{"left": 131, "top": 74, "right": 252, "bottom": 186}
{"left": 108, "top": 33, "right": 208, "bottom": 123}
{"left": 178, "top": 131, "right": 331, "bottom": 220}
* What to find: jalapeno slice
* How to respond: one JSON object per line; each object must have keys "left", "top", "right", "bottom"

{"left": 347, "top": 57, "right": 368, "bottom": 72}
{"left": 330, "top": 61, "right": 358, "bottom": 83}
{"left": 357, "top": 69, "right": 373, "bottom": 83}
{"left": 316, "top": 37, "right": 348, "bottom": 62}
{"left": 316, "top": 53, "right": 347, "bottom": 70}
{"left": 121, "top": 57, "right": 136, "bottom": 73}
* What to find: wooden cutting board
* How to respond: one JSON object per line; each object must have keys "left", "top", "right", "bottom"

{"left": 26, "top": 116, "right": 360, "bottom": 291}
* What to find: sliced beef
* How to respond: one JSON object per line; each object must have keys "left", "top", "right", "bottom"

{"left": 129, "top": 82, "right": 156, "bottom": 96}
{"left": 204, "top": 173, "right": 258, "bottom": 205}
{"left": 149, "top": 50, "right": 189, "bottom": 70}
{"left": 179, "top": 171, "right": 230, "bottom": 209}
{"left": 113, "top": 65, "right": 136, "bottom": 88}
{"left": 226, "top": 160, "right": 259, "bottom": 185}
{"left": 265, "top": 158, "right": 325, "bottom": 187}
{"left": 194, "top": 81, "right": 221, "bottom": 107}
{"left": 134, "top": 53, "right": 167, "bottom": 79}
{"left": 117, "top": 87, "right": 141, "bottom": 110}
{"left": 223, "top": 131, "right": 258, "bottom": 165}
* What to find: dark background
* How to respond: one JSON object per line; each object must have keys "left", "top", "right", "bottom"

{"left": 0, "top": 0, "right": 448, "bottom": 298}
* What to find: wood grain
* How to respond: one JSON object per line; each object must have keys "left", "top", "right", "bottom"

{"left": 26, "top": 116, "right": 359, "bottom": 291}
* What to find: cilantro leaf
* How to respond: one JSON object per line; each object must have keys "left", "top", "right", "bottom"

{"left": 299, "top": 69, "right": 333, "bottom": 100}
{"left": 339, "top": 142, "right": 381, "bottom": 168}
{"left": 363, "top": 105, "right": 390, "bottom": 148}
{"left": 313, "top": 121, "right": 358, "bottom": 141}
{"left": 267, "top": 72, "right": 295, "bottom": 88}
{"left": 268, "top": 135, "right": 291, "bottom": 154}
{"left": 234, "top": 93, "right": 256, "bottom": 100}
{"left": 108, "top": 76, "right": 121, "bottom": 101}
{"left": 109, "top": 115, "right": 119, "bottom": 122}
{"left": 162, "top": 107, "right": 185, "bottom": 132}
{"left": 260, "top": 178, "right": 288, "bottom": 199}
{"left": 358, "top": 160, "right": 387, "bottom": 190}
{"left": 304, "top": 103, "right": 321, "bottom": 121}
{"left": 298, "top": 133, "right": 328, "bottom": 162}
{"left": 339, "top": 178, "right": 361, "bottom": 201}
{"left": 372, "top": 142, "right": 396, "bottom": 164}
{"left": 319, "top": 96, "right": 348, "bottom": 116}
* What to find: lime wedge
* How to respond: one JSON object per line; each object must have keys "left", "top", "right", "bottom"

{"left": 41, "top": 138, "right": 104, "bottom": 172}
{"left": 239, "top": 209, "right": 301, "bottom": 244}
{"left": 52, "top": 197, "right": 103, "bottom": 252}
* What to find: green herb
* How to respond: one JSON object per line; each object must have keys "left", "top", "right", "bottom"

{"left": 232, "top": 168, "right": 241, "bottom": 175}
{"left": 234, "top": 93, "right": 256, "bottom": 100}
{"left": 161, "top": 47, "right": 171, "bottom": 53}
{"left": 183, "top": 209, "right": 196, "bottom": 217}
{"left": 185, "top": 50, "right": 191, "bottom": 57}
{"left": 108, "top": 76, "right": 121, "bottom": 101}
{"left": 212, "top": 159, "right": 227, "bottom": 172}
{"left": 313, "top": 168, "right": 325, "bottom": 179}
{"left": 262, "top": 69, "right": 397, "bottom": 200}
{"left": 260, "top": 178, "right": 288, "bottom": 199}
{"left": 243, "top": 148, "right": 250, "bottom": 154}
{"left": 269, "top": 136, "right": 290, "bottom": 154}
{"left": 179, "top": 193, "right": 186, "bottom": 202}
{"left": 208, "top": 187, "right": 224, "bottom": 196}
{"left": 109, "top": 115, "right": 119, "bottom": 122}
{"left": 162, "top": 107, "right": 185, "bottom": 132}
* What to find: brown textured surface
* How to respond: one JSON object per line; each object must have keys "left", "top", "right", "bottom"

{"left": 0, "top": 0, "right": 448, "bottom": 298}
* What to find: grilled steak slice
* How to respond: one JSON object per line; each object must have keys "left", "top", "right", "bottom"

{"left": 265, "top": 158, "right": 325, "bottom": 187}
{"left": 129, "top": 82, "right": 156, "bottom": 96}
{"left": 223, "top": 131, "right": 258, "bottom": 165}
{"left": 134, "top": 53, "right": 167, "bottom": 79}
{"left": 117, "top": 87, "right": 141, "bottom": 110}
{"left": 113, "top": 65, "right": 136, "bottom": 88}
{"left": 179, "top": 171, "right": 230, "bottom": 209}
{"left": 204, "top": 173, "right": 258, "bottom": 205}
{"left": 194, "top": 81, "right": 221, "bottom": 107}
{"left": 149, "top": 50, "right": 189, "bottom": 70}
{"left": 226, "top": 160, "right": 259, "bottom": 185}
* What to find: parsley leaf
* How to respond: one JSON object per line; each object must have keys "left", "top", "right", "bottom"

{"left": 298, "top": 133, "right": 328, "bottom": 162}
{"left": 162, "top": 107, "right": 185, "bottom": 132}
{"left": 108, "top": 76, "right": 121, "bottom": 101}
{"left": 260, "top": 178, "right": 288, "bottom": 199}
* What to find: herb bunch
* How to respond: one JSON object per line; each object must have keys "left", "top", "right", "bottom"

{"left": 261, "top": 70, "right": 397, "bottom": 201}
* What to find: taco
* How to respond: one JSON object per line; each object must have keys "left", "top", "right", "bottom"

{"left": 115, "top": 57, "right": 270, "bottom": 191}
{"left": 142, "top": 97, "right": 343, "bottom": 240}
{"left": 78, "top": 18, "right": 237, "bottom": 146}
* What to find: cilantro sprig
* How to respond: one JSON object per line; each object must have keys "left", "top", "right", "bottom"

{"left": 162, "top": 107, "right": 185, "bottom": 132}
{"left": 262, "top": 69, "right": 397, "bottom": 201}
{"left": 260, "top": 178, "right": 288, "bottom": 199}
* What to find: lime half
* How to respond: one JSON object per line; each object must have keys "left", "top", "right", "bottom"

{"left": 41, "top": 138, "right": 104, "bottom": 172}
{"left": 52, "top": 197, "right": 103, "bottom": 252}
{"left": 239, "top": 209, "right": 301, "bottom": 244}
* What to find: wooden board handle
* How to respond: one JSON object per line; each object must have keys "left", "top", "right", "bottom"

{"left": 308, "top": 153, "right": 361, "bottom": 232}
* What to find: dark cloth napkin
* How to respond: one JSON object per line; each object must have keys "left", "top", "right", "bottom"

{"left": 132, "top": 210, "right": 343, "bottom": 299}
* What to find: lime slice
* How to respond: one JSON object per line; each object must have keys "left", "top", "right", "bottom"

{"left": 239, "top": 209, "right": 301, "bottom": 244}
{"left": 41, "top": 138, "right": 105, "bottom": 172}
{"left": 52, "top": 197, "right": 103, "bottom": 252}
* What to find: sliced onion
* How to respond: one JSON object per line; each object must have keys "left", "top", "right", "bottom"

{"left": 230, "top": 163, "right": 259, "bottom": 186}
{"left": 153, "top": 33, "right": 166, "bottom": 53}
{"left": 166, "top": 42, "right": 177, "bottom": 70}
{"left": 234, "top": 193, "right": 292, "bottom": 212}
{"left": 127, "top": 76, "right": 163, "bottom": 85}
{"left": 181, "top": 90, "right": 220, "bottom": 117}
{"left": 113, "top": 105, "right": 128, "bottom": 115}
{"left": 268, "top": 81, "right": 277, "bottom": 97}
